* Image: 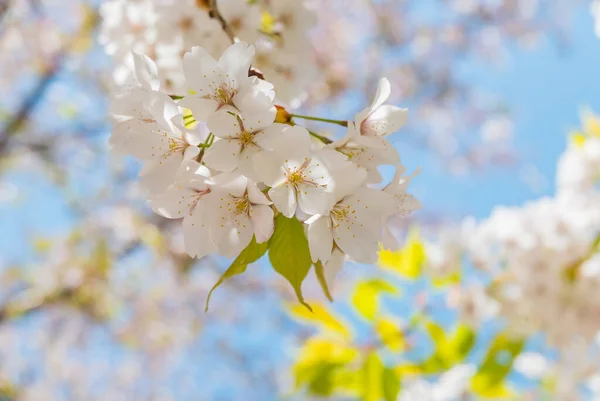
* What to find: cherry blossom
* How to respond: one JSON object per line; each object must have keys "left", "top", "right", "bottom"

{"left": 200, "top": 173, "right": 274, "bottom": 258}
{"left": 306, "top": 166, "right": 396, "bottom": 264}
{"left": 354, "top": 77, "right": 408, "bottom": 138}
{"left": 180, "top": 42, "right": 274, "bottom": 122}
{"left": 253, "top": 126, "right": 337, "bottom": 218}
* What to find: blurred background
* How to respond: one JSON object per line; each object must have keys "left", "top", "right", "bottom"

{"left": 1, "top": 0, "right": 600, "bottom": 400}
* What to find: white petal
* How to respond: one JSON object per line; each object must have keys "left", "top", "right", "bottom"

{"left": 145, "top": 92, "right": 182, "bottom": 131}
{"left": 218, "top": 42, "right": 255, "bottom": 84}
{"left": 397, "top": 193, "right": 422, "bottom": 216}
{"left": 237, "top": 145, "right": 262, "bottom": 180}
{"left": 177, "top": 160, "right": 212, "bottom": 184}
{"left": 179, "top": 96, "right": 219, "bottom": 123}
{"left": 239, "top": 104, "right": 276, "bottom": 132}
{"left": 250, "top": 204, "right": 274, "bottom": 243}
{"left": 305, "top": 157, "right": 333, "bottom": 186}
{"left": 253, "top": 151, "right": 286, "bottom": 186}
{"left": 217, "top": 213, "right": 254, "bottom": 258}
{"left": 323, "top": 248, "right": 345, "bottom": 290}
{"left": 139, "top": 153, "right": 183, "bottom": 194}
{"left": 334, "top": 217, "right": 379, "bottom": 264}
{"left": 350, "top": 188, "right": 397, "bottom": 219}
{"left": 203, "top": 138, "right": 241, "bottom": 172}
{"left": 149, "top": 185, "right": 198, "bottom": 219}
{"left": 183, "top": 145, "right": 200, "bottom": 161}
{"left": 132, "top": 52, "right": 159, "bottom": 91}
{"left": 184, "top": 121, "right": 210, "bottom": 146}
{"left": 210, "top": 172, "right": 247, "bottom": 197}
{"left": 207, "top": 109, "right": 242, "bottom": 139}
{"left": 183, "top": 46, "right": 218, "bottom": 94}
{"left": 370, "top": 105, "right": 408, "bottom": 135}
{"left": 183, "top": 204, "right": 217, "bottom": 258}
{"left": 362, "top": 105, "right": 408, "bottom": 136}
{"left": 329, "top": 165, "right": 367, "bottom": 201}
{"left": 307, "top": 215, "right": 333, "bottom": 263}
{"left": 297, "top": 185, "right": 334, "bottom": 216}
{"left": 371, "top": 77, "right": 392, "bottom": 111}
{"left": 269, "top": 184, "right": 296, "bottom": 218}
{"left": 254, "top": 123, "right": 286, "bottom": 150}
{"left": 273, "top": 125, "right": 312, "bottom": 160}
{"left": 247, "top": 180, "right": 271, "bottom": 205}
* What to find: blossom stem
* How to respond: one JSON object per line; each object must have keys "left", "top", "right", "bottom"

{"left": 169, "top": 94, "right": 184, "bottom": 100}
{"left": 290, "top": 114, "right": 348, "bottom": 127}
{"left": 308, "top": 130, "right": 333, "bottom": 145}
{"left": 197, "top": 133, "right": 215, "bottom": 161}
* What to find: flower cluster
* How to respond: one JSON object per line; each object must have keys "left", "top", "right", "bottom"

{"left": 99, "top": 0, "right": 317, "bottom": 104}
{"left": 426, "top": 112, "right": 600, "bottom": 398}
{"left": 109, "top": 42, "right": 420, "bottom": 296}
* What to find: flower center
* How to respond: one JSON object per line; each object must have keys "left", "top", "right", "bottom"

{"left": 287, "top": 170, "right": 305, "bottom": 186}
{"left": 233, "top": 196, "right": 250, "bottom": 216}
{"left": 209, "top": 81, "right": 236, "bottom": 105}
{"left": 330, "top": 203, "right": 355, "bottom": 229}
{"left": 238, "top": 131, "right": 256, "bottom": 148}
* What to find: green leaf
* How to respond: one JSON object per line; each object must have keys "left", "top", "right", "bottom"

{"left": 352, "top": 279, "right": 397, "bottom": 321}
{"left": 205, "top": 236, "right": 268, "bottom": 311}
{"left": 269, "top": 215, "right": 313, "bottom": 311}
{"left": 361, "top": 353, "right": 383, "bottom": 401}
{"left": 419, "top": 322, "right": 476, "bottom": 374}
{"left": 314, "top": 260, "right": 333, "bottom": 302}
{"left": 471, "top": 332, "right": 525, "bottom": 397}
{"left": 382, "top": 367, "right": 401, "bottom": 401}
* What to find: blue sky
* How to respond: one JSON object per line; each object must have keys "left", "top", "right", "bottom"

{"left": 404, "top": 6, "right": 600, "bottom": 220}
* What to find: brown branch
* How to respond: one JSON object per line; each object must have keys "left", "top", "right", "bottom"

{"left": 208, "top": 0, "right": 237, "bottom": 43}
{"left": 0, "top": 54, "right": 64, "bottom": 156}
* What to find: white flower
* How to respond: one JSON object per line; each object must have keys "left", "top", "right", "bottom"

{"left": 253, "top": 126, "right": 336, "bottom": 218}
{"left": 331, "top": 122, "right": 400, "bottom": 183}
{"left": 306, "top": 165, "right": 397, "bottom": 265}
{"left": 384, "top": 163, "right": 422, "bottom": 216}
{"left": 131, "top": 52, "right": 160, "bottom": 91}
{"left": 201, "top": 173, "right": 274, "bottom": 258}
{"left": 355, "top": 77, "right": 408, "bottom": 137}
{"left": 149, "top": 161, "right": 216, "bottom": 258}
{"left": 110, "top": 91, "right": 207, "bottom": 193}
{"left": 180, "top": 42, "right": 275, "bottom": 122}
{"left": 204, "top": 108, "right": 280, "bottom": 176}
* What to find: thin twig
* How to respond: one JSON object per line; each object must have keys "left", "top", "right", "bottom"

{"left": 208, "top": 0, "right": 237, "bottom": 43}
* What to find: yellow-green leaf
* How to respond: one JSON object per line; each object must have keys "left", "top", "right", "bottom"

{"left": 269, "top": 215, "right": 313, "bottom": 311}
{"left": 378, "top": 229, "right": 425, "bottom": 279}
{"left": 352, "top": 279, "right": 397, "bottom": 321}
{"left": 314, "top": 260, "right": 334, "bottom": 302}
{"left": 376, "top": 318, "right": 406, "bottom": 352}
{"left": 289, "top": 302, "right": 351, "bottom": 340}
{"left": 294, "top": 337, "right": 359, "bottom": 395}
{"left": 419, "top": 323, "right": 476, "bottom": 374}
{"left": 361, "top": 353, "right": 383, "bottom": 401}
{"left": 205, "top": 236, "right": 268, "bottom": 311}
{"left": 470, "top": 333, "right": 525, "bottom": 397}
{"left": 432, "top": 272, "right": 461, "bottom": 288}
{"left": 382, "top": 367, "right": 401, "bottom": 401}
